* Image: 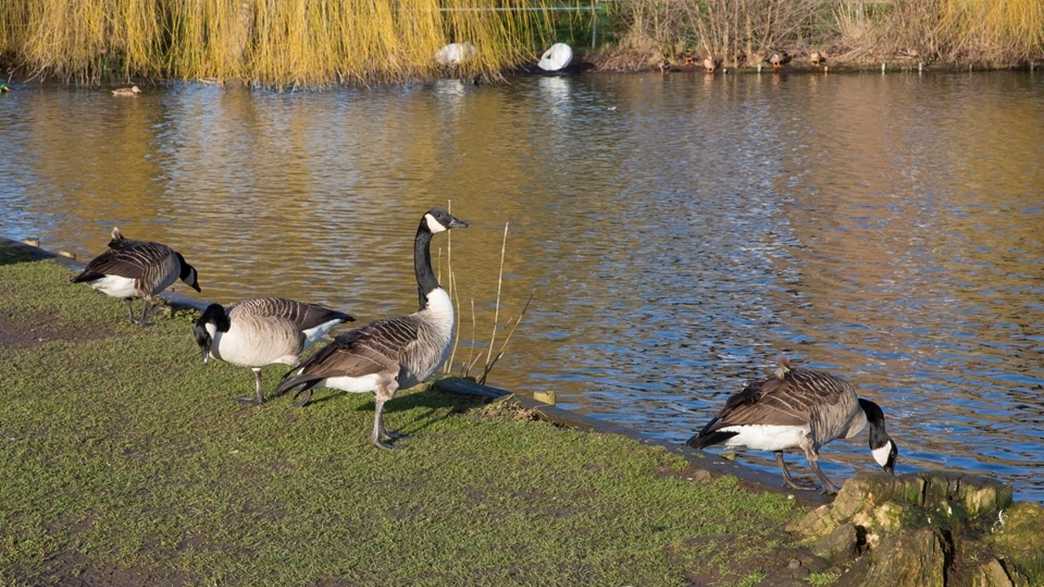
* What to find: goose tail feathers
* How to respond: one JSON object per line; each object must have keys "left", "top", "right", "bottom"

{"left": 686, "top": 417, "right": 738, "bottom": 449}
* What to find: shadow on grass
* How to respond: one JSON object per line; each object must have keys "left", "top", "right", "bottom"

{"left": 0, "top": 239, "right": 54, "bottom": 266}
{"left": 291, "top": 387, "right": 484, "bottom": 437}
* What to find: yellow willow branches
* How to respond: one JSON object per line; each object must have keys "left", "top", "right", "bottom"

{"left": 1, "top": 0, "right": 558, "bottom": 85}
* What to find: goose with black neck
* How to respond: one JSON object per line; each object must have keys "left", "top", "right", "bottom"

{"left": 275, "top": 208, "right": 468, "bottom": 449}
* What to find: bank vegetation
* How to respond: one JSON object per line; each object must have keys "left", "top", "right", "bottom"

{"left": 0, "top": 0, "right": 555, "bottom": 84}
{"left": 0, "top": 0, "right": 1040, "bottom": 84}
{"left": 597, "top": 0, "right": 1044, "bottom": 71}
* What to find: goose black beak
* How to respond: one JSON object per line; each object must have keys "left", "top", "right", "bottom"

{"left": 448, "top": 217, "right": 469, "bottom": 229}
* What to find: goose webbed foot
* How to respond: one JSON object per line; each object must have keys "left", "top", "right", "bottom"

{"left": 124, "top": 299, "right": 137, "bottom": 323}
{"left": 810, "top": 461, "right": 840, "bottom": 495}
{"left": 237, "top": 370, "right": 265, "bottom": 405}
{"left": 134, "top": 301, "right": 161, "bottom": 326}
{"left": 292, "top": 388, "right": 312, "bottom": 408}
{"left": 776, "top": 451, "right": 816, "bottom": 491}
{"left": 379, "top": 429, "right": 408, "bottom": 442}
{"left": 372, "top": 437, "right": 398, "bottom": 450}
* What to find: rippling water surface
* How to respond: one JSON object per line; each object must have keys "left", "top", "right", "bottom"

{"left": 2, "top": 72, "right": 1042, "bottom": 499}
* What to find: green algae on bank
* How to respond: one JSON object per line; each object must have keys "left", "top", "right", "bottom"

{"left": 0, "top": 247, "right": 800, "bottom": 586}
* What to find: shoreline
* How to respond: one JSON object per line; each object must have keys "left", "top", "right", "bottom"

{"left": 2, "top": 56, "right": 1039, "bottom": 89}
{"left": 1, "top": 236, "right": 826, "bottom": 506}
{"left": 2, "top": 236, "right": 1041, "bottom": 585}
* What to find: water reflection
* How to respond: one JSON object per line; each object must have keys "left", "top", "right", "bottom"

{"left": 1, "top": 72, "right": 1041, "bottom": 500}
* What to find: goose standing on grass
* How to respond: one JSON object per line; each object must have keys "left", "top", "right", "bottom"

{"left": 193, "top": 298, "right": 354, "bottom": 405}
{"left": 72, "top": 227, "right": 201, "bottom": 324}
{"left": 687, "top": 359, "right": 898, "bottom": 494}
{"left": 274, "top": 208, "right": 468, "bottom": 449}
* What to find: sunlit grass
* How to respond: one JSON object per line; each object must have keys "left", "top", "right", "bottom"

{"left": 0, "top": 249, "right": 800, "bottom": 585}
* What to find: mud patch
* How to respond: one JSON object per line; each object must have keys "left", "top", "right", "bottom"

{"left": 0, "top": 311, "right": 113, "bottom": 348}
{"left": 26, "top": 550, "right": 196, "bottom": 587}
{"left": 667, "top": 534, "right": 829, "bottom": 587}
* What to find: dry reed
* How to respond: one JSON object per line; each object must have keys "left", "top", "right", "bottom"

{"left": 598, "top": 0, "right": 1043, "bottom": 69}
{"left": 436, "top": 217, "right": 532, "bottom": 383}
{"left": 0, "top": 0, "right": 558, "bottom": 85}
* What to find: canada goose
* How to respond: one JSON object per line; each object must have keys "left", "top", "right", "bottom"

{"left": 193, "top": 298, "right": 354, "bottom": 404}
{"left": 112, "top": 85, "right": 141, "bottom": 96}
{"left": 274, "top": 208, "right": 468, "bottom": 449}
{"left": 810, "top": 50, "right": 825, "bottom": 67}
{"left": 687, "top": 360, "right": 898, "bottom": 494}
{"left": 703, "top": 56, "right": 717, "bottom": 73}
{"left": 72, "top": 227, "right": 201, "bottom": 324}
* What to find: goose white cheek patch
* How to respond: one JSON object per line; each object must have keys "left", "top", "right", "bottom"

{"left": 872, "top": 441, "right": 893, "bottom": 468}
{"left": 425, "top": 213, "right": 447, "bottom": 233}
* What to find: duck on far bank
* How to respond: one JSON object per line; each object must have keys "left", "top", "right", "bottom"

{"left": 194, "top": 298, "right": 354, "bottom": 405}
{"left": 687, "top": 359, "right": 898, "bottom": 494}
{"left": 770, "top": 52, "right": 790, "bottom": 70}
{"left": 810, "top": 50, "right": 825, "bottom": 67}
{"left": 0, "top": 83, "right": 10, "bottom": 93}
{"left": 112, "top": 85, "right": 141, "bottom": 96}
{"left": 72, "top": 227, "right": 200, "bottom": 324}
{"left": 435, "top": 43, "right": 477, "bottom": 66}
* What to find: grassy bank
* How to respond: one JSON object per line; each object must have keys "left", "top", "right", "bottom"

{"left": 0, "top": 243, "right": 804, "bottom": 586}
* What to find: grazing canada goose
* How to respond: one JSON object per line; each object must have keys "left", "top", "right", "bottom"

{"left": 193, "top": 298, "right": 354, "bottom": 404}
{"left": 687, "top": 360, "right": 898, "bottom": 494}
{"left": 72, "top": 227, "right": 201, "bottom": 324}
{"left": 112, "top": 85, "right": 141, "bottom": 96}
{"left": 274, "top": 208, "right": 468, "bottom": 449}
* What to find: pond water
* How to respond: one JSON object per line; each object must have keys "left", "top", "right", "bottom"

{"left": 1, "top": 72, "right": 1042, "bottom": 500}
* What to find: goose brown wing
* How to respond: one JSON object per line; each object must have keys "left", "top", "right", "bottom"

{"left": 286, "top": 316, "right": 419, "bottom": 382}
{"left": 74, "top": 241, "right": 173, "bottom": 281}
{"left": 232, "top": 298, "right": 353, "bottom": 330}
{"left": 708, "top": 368, "right": 849, "bottom": 430}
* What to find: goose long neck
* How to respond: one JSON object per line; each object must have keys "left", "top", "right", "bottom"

{"left": 858, "top": 398, "right": 890, "bottom": 449}
{"left": 414, "top": 224, "right": 439, "bottom": 309}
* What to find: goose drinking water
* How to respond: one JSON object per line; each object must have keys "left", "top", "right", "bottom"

{"left": 688, "top": 360, "right": 898, "bottom": 493}
{"left": 193, "top": 298, "right": 355, "bottom": 404}
{"left": 72, "top": 227, "right": 201, "bottom": 324}
{"left": 275, "top": 208, "right": 468, "bottom": 449}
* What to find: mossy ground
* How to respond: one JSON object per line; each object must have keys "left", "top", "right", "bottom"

{"left": 0, "top": 246, "right": 801, "bottom": 586}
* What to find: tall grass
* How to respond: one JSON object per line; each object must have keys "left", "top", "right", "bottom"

{"left": 437, "top": 215, "right": 533, "bottom": 385}
{"left": 598, "top": 0, "right": 1043, "bottom": 69}
{"left": 0, "top": 0, "right": 557, "bottom": 84}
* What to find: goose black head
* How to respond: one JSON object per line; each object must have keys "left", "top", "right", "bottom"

{"left": 422, "top": 208, "right": 469, "bottom": 234}
{"left": 193, "top": 303, "right": 229, "bottom": 363}
{"left": 859, "top": 398, "right": 898, "bottom": 475}
{"left": 176, "top": 253, "right": 202, "bottom": 292}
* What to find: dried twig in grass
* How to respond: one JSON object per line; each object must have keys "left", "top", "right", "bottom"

{"left": 479, "top": 293, "right": 533, "bottom": 385}
{"left": 463, "top": 297, "right": 478, "bottom": 379}
{"left": 483, "top": 222, "right": 509, "bottom": 369}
